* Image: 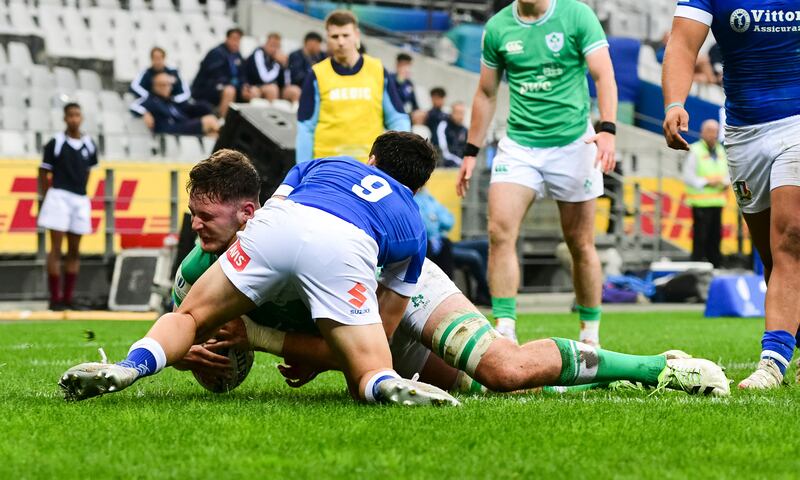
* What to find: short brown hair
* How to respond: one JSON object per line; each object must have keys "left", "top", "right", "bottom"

{"left": 187, "top": 149, "right": 260, "bottom": 203}
{"left": 325, "top": 10, "right": 358, "bottom": 29}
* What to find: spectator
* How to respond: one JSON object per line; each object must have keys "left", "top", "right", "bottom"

{"left": 414, "top": 187, "right": 455, "bottom": 277}
{"left": 392, "top": 52, "right": 419, "bottom": 113}
{"left": 244, "top": 32, "right": 301, "bottom": 103}
{"left": 129, "top": 46, "right": 190, "bottom": 103}
{"left": 37, "top": 103, "right": 97, "bottom": 310}
{"left": 436, "top": 101, "right": 468, "bottom": 167}
{"left": 134, "top": 72, "right": 220, "bottom": 136}
{"left": 410, "top": 109, "right": 431, "bottom": 140}
{"left": 288, "top": 31, "right": 327, "bottom": 88}
{"left": 191, "top": 27, "right": 254, "bottom": 119}
{"left": 683, "top": 119, "right": 728, "bottom": 268}
{"left": 426, "top": 87, "right": 447, "bottom": 143}
{"left": 453, "top": 238, "right": 491, "bottom": 306}
{"left": 296, "top": 10, "right": 410, "bottom": 163}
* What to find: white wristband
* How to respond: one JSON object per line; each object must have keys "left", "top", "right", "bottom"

{"left": 243, "top": 316, "right": 286, "bottom": 355}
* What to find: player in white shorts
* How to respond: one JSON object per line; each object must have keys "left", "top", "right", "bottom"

{"left": 662, "top": 0, "right": 800, "bottom": 388}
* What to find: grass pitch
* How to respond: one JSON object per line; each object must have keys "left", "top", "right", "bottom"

{"left": 2, "top": 311, "right": 800, "bottom": 479}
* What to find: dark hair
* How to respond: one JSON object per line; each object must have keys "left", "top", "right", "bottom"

{"left": 63, "top": 102, "right": 81, "bottom": 114}
{"left": 370, "top": 131, "right": 436, "bottom": 192}
{"left": 187, "top": 149, "right": 261, "bottom": 203}
{"left": 267, "top": 32, "right": 281, "bottom": 41}
{"left": 396, "top": 52, "right": 412, "bottom": 63}
{"left": 325, "top": 10, "right": 358, "bottom": 28}
{"left": 226, "top": 27, "right": 244, "bottom": 38}
{"left": 150, "top": 46, "right": 166, "bottom": 57}
{"left": 430, "top": 87, "right": 446, "bottom": 98}
{"left": 304, "top": 31, "right": 323, "bottom": 43}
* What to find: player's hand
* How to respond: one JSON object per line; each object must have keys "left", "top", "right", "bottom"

{"left": 663, "top": 106, "right": 690, "bottom": 151}
{"left": 277, "top": 363, "right": 323, "bottom": 388}
{"left": 206, "top": 318, "right": 250, "bottom": 351}
{"left": 586, "top": 131, "right": 616, "bottom": 174}
{"left": 142, "top": 112, "right": 155, "bottom": 130}
{"left": 172, "top": 344, "right": 231, "bottom": 378}
{"left": 456, "top": 155, "right": 477, "bottom": 197}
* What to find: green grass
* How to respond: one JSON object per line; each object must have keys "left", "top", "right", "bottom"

{"left": 2, "top": 312, "right": 800, "bottom": 479}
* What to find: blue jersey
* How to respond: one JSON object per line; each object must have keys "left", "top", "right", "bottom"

{"left": 275, "top": 156, "right": 427, "bottom": 287}
{"left": 676, "top": 0, "right": 800, "bottom": 126}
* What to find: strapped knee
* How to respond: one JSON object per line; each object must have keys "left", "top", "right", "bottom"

{"left": 431, "top": 310, "right": 500, "bottom": 376}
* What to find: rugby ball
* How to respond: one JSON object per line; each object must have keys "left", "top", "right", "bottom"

{"left": 192, "top": 348, "right": 254, "bottom": 393}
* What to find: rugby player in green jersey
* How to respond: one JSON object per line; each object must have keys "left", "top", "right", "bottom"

{"left": 456, "top": 0, "right": 617, "bottom": 346}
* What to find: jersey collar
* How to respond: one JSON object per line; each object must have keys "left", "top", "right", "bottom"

{"left": 331, "top": 55, "right": 364, "bottom": 76}
{"left": 512, "top": 0, "right": 557, "bottom": 28}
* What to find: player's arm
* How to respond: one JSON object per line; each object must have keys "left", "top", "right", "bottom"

{"left": 38, "top": 141, "right": 54, "bottom": 205}
{"left": 382, "top": 69, "right": 411, "bottom": 132}
{"left": 272, "top": 160, "right": 317, "bottom": 199}
{"left": 662, "top": 14, "right": 711, "bottom": 150}
{"left": 585, "top": 47, "right": 617, "bottom": 173}
{"left": 457, "top": 64, "right": 500, "bottom": 197}
{"left": 295, "top": 72, "right": 319, "bottom": 164}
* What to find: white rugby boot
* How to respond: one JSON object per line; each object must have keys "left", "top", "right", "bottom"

{"left": 377, "top": 377, "right": 461, "bottom": 406}
{"left": 494, "top": 318, "right": 518, "bottom": 344}
{"left": 656, "top": 358, "right": 730, "bottom": 396}
{"left": 738, "top": 359, "right": 784, "bottom": 390}
{"left": 59, "top": 362, "right": 139, "bottom": 401}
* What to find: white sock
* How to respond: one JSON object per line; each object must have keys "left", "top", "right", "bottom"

{"left": 363, "top": 369, "right": 400, "bottom": 403}
{"left": 127, "top": 337, "right": 167, "bottom": 374}
{"left": 495, "top": 317, "right": 516, "bottom": 329}
{"left": 579, "top": 320, "right": 600, "bottom": 344}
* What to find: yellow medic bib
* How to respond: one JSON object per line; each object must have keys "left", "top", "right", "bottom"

{"left": 312, "top": 55, "right": 385, "bottom": 163}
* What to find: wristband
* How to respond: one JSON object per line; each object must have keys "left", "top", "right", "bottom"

{"left": 243, "top": 317, "right": 286, "bottom": 355}
{"left": 464, "top": 143, "right": 480, "bottom": 157}
{"left": 664, "top": 102, "right": 684, "bottom": 114}
{"left": 598, "top": 121, "right": 616, "bottom": 135}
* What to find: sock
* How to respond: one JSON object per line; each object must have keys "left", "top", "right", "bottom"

{"left": 48, "top": 274, "right": 61, "bottom": 304}
{"left": 363, "top": 369, "right": 400, "bottom": 403}
{"left": 63, "top": 272, "right": 77, "bottom": 305}
{"left": 760, "top": 330, "right": 795, "bottom": 375}
{"left": 491, "top": 297, "right": 517, "bottom": 321}
{"left": 577, "top": 304, "right": 601, "bottom": 344}
{"left": 551, "top": 337, "right": 666, "bottom": 386}
{"left": 117, "top": 337, "right": 167, "bottom": 378}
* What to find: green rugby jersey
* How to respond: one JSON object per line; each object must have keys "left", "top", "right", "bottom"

{"left": 172, "top": 244, "right": 317, "bottom": 334}
{"left": 481, "top": 0, "right": 608, "bottom": 148}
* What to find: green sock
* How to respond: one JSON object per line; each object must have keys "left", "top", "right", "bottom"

{"left": 551, "top": 337, "right": 666, "bottom": 386}
{"left": 491, "top": 297, "right": 516, "bottom": 320}
{"left": 576, "top": 304, "right": 601, "bottom": 321}
{"left": 542, "top": 382, "right": 610, "bottom": 394}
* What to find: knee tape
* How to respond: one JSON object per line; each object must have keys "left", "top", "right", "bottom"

{"left": 431, "top": 310, "right": 500, "bottom": 375}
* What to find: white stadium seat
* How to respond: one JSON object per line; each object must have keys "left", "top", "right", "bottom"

{"left": 27, "top": 108, "right": 52, "bottom": 133}
{"left": 99, "top": 91, "right": 126, "bottom": 113}
{"left": 78, "top": 69, "right": 103, "bottom": 92}
{"left": 0, "top": 130, "right": 28, "bottom": 155}
{"left": 101, "top": 111, "right": 126, "bottom": 135}
{"left": 1, "top": 106, "right": 26, "bottom": 130}
{"left": 1, "top": 87, "right": 26, "bottom": 109}
{"left": 128, "top": 134, "right": 154, "bottom": 159}
{"left": 54, "top": 67, "right": 78, "bottom": 91}
{"left": 8, "top": 41, "right": 33, "bottom": 69}
{"left": 28, "top": 89, "right": 55, "bottom": 110}
{"left": 103, "top": 134, "right": 127, "bottom": 158}
{"left": 178, "top": 136, "right": 204, "bottom": 162}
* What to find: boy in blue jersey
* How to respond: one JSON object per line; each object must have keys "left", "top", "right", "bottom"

{"left": 58, "top": 132, "right": 461, "bottom": 406}
{"left": 662, "top": 0, "right": 800, "bottom": 389}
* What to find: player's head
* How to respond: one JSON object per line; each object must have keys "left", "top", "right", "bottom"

{"left": 187, "top": 149, "right": 261, "bottom": 253}
{"left": 368, "top": 131, "right": 436, "bottom": 192}
{"left": 63, "top": 102, "right": 82, "bottom": 131}
{"left": 700, "top": 119, "right": 720, "bottom": 146}
{"left": 396, "top": 52, "right": 413, "bottom": 78}
{"left": 325, "top": 10, "right": 359, "bottom": 63}
{"left": 152, "top": 72, "right": 173, "bottom": 98}
{"left": 303, "top": 31, "right": 323, "bottom": 55}
{"left": 450, "top": 102, "right": 466, "bottom": 125}
{"left": 430, "top": 87, "right": 446, "bottom": 109}
{"left": 225, "top": 27, "right": 244, "bottom": 53}
{"left": 265, "top": 32, "right": 281, "bottom": 56}
{"left": 150, "top": 46, "right": 166, "bottom": 70}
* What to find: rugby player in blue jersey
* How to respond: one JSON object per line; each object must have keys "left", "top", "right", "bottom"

{"left": 662, "top": 0, "right": 800, "bottom": 388}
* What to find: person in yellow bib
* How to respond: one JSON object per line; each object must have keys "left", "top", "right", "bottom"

{"left": 683, "top": 119, "right": 728, "bottom": 268}
{"left": 296, "top": 10, "right": 411, "bottom": 164}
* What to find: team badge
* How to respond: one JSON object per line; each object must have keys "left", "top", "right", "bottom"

{"left": 730, "top": 9, "right": 750, "bottom": 33}
{"left": 733, "top": 180, "right": 753, "bottom": 203}
{"left": 545, "top": 32, "right": 564, "bottom": 53}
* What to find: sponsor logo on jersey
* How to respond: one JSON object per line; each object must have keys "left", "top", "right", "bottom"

{"left": 226, "top": 239, "right": 250, "bottom": 272}
{"left": 347, "top": 282, "right": 368, "bottom": 308}
{"left": 730, "top": 8, "right": 800, "bottom": 33}
{"left": 519, "top": 81, "right": 553, "bottom": 94}
{"left": 730, "top": 9, "right": 751, "bottom": 32}
{"left": 505, "top": 40, "right": 524, "bottom": 55}
{"left": 545, "top": 32, "right": 564, "bottom": 53}
{"left": 733, "top": 181, "right": 753, "bottom": 203}
{"left": 329, "top": 87, "right": 372, "bottom": 101}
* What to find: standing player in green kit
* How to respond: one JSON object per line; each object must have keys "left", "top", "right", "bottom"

{"left": 456, "top": 0, "right": 617, "bottom": 344}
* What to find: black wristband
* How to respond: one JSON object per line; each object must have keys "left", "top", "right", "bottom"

{"left": 598, "top": 121, "right": 616, "bottom": 135}
{"left": 464, "top": 143, "right": 480, "bottom": 157}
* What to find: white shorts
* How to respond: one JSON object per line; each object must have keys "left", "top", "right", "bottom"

{"left": 490, "top": 125, "right": 603, "bottom": 202}
{"left": 37, "top": 188, "right": 92, "bottom": 235}
{"left": 219, "top": 199, "right": 382, "bottom": 326}
{"left": 390, "top": 259, "right": 462, "bottom": 377}
{"left": 725, "top": 115, "right": 800, "bottom": 214}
